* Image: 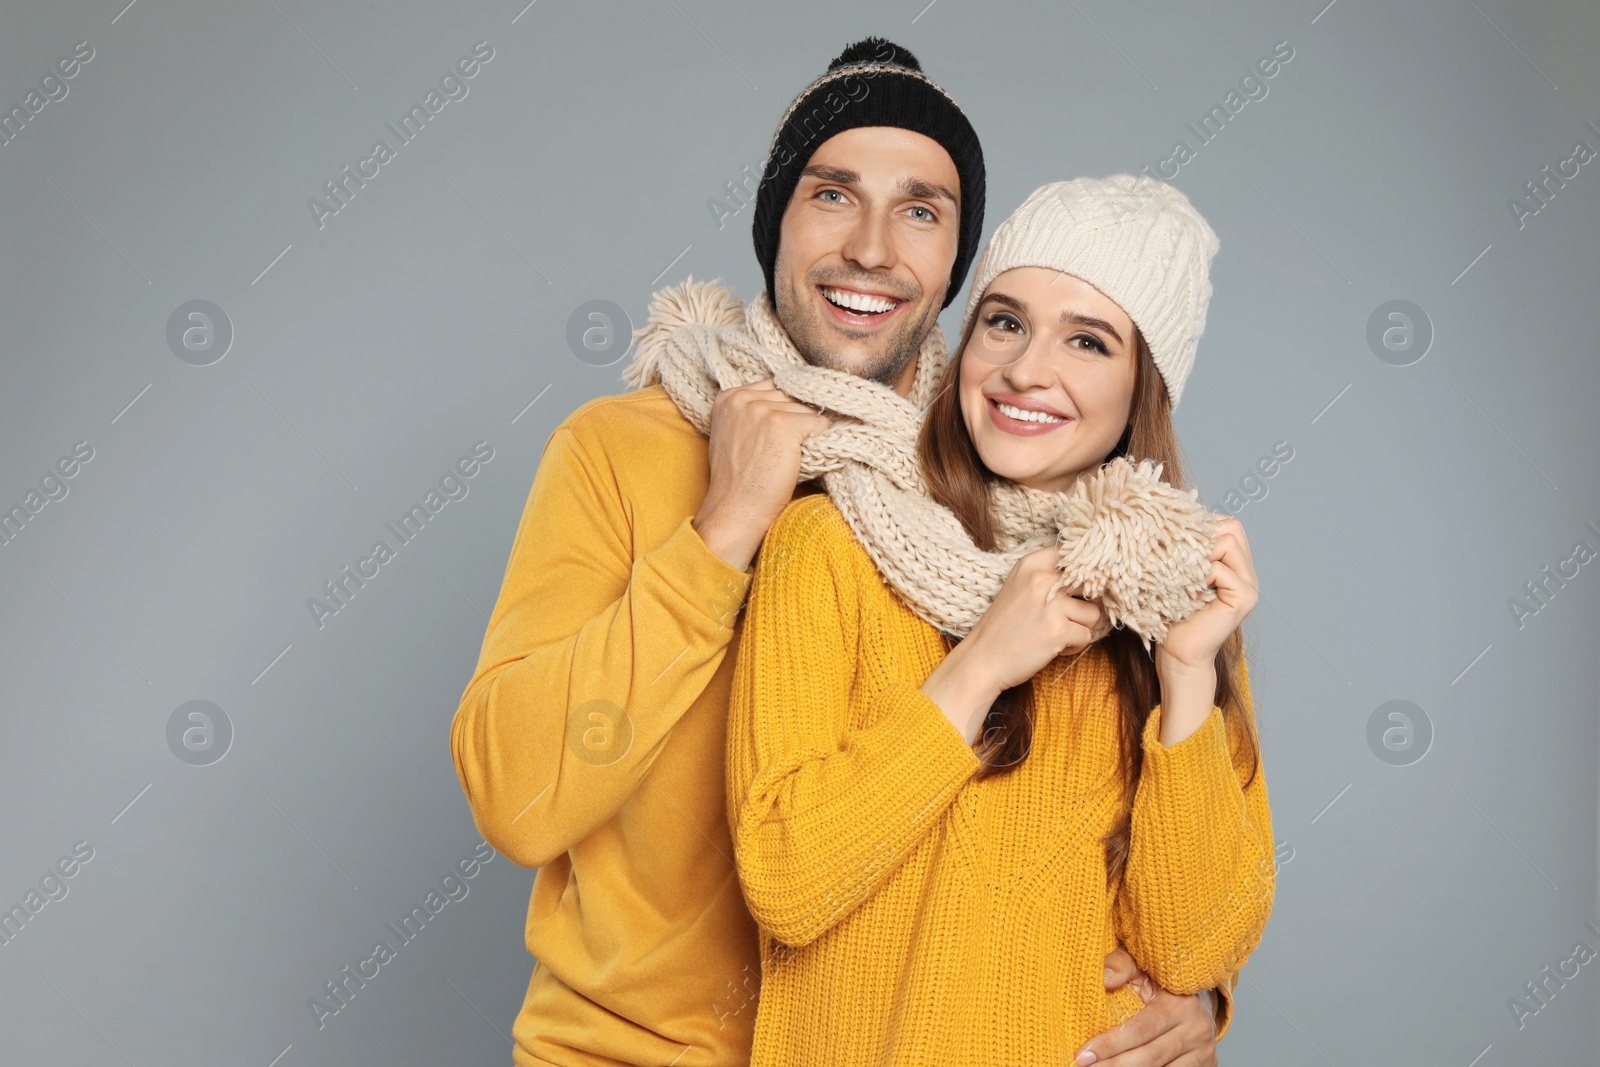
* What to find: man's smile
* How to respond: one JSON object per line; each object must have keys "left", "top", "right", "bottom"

{"left": 818, "top": 284, "right": 907, "bottom": 329}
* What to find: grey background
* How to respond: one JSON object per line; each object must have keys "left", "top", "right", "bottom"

{"left": 1, "top": 0, "right": 1596, "bottom": 1064}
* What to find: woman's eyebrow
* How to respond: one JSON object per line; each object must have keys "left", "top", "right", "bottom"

{"left": 983, "top": 294, "right": 1123, "bottom": 344}
{"left": 1061, "top": 310, "right": 1124, "bottom": 345}
{"left": 982, "top": 292, "right": 1028, "bottom": 314}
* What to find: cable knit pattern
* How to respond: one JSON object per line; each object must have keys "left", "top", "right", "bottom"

{"left": 727, "top": 494, "right": 1274, "bottom": 1064}
{"left": 624, "top": 278, "right": 1218, "bottom": 647}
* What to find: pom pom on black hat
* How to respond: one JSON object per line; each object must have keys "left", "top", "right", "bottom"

{"left": 827, "top": 37, "right": 922, "bottom": 72}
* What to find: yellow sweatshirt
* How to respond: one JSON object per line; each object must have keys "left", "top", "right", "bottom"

{"left": 728, "top": 492, "right": 1274, "bottom": 1065}
{"left": 451, "top": 387, "right": 767, "bottom": 1066}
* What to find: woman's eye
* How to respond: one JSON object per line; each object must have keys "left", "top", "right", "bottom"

{"left": 1070, "top": 333, "right": 1109, "bottom": 354}
{"left": 984, "top": 312, "right": 1022, "bottom": 332}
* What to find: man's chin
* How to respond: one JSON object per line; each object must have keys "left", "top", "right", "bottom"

{"left": 806, "top": 343, "right": 907, "bottom": 385}
{"left": 777, "top": 290, "right": 924, "bottom": 384}
{"left": 816, "top": 313, "right": 926, "bottom": 376}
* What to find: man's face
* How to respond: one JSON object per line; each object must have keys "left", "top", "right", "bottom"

{"left": 772, "top": 126, "right": 960, "bottom": 393}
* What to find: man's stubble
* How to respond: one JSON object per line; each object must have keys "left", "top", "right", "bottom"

{"left": 774, "top": 268, "right": 943, "bottom": 389}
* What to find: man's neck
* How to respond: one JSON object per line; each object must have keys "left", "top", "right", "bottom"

{"left": 891, "top": 353, "right": 919, "bottom": 398}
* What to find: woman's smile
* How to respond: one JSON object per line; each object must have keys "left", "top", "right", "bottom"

{"left": 985, "top": 392, "right": 1074, "bottom": 436}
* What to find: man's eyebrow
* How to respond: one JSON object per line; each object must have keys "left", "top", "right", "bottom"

{"left": 899, "top": 177, "right": 959, "bottom": 207}
{"left": 797, "top": 165, "right": 958, "bottom": 208}
{"left": 800, "top": 164, "right": 861, "bottom": 185}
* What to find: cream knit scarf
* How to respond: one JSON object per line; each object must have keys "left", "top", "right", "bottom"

{"left": 622, "top": 278, "right": 1216, "bottom": 649}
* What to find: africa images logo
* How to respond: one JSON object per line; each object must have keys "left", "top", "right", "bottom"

{"left": 306, "top": 41, "right": 495, "bottom": 230}
{"left": 307, "top": 441, "right": 494, "bottom": 630}
{"left": 307, "top": 841, "right": 495, "bottom": 1030}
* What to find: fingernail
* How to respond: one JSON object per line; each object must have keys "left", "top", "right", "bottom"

{"left": 1104, "top": 966, "right": 1115, "bottom": 984}
{"left": 1075, "top": 1052, "right": 1097, "bottom": 1066}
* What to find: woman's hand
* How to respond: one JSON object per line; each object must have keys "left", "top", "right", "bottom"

{"left": 967, "top": 546, "right": 1105, "bottom": 692}
{"left": 921, "top": 547, "right": 1102, "bottom": 744}
{"left": 1151, "top": 514, "right": 1259, "bottom": 746}
{"left": 1154, "top": 514, "right": 1259, "bottom": 675}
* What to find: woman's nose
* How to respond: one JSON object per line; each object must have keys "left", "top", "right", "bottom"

{"left": 1001, "top": 341, "right": 1060, "bottom": 390}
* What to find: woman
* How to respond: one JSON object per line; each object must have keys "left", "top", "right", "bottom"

{"left": 726, "top": 176, "right": 1274, "bottom": 1063}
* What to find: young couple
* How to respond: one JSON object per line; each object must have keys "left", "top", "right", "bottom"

{"left": 452, "top": 36, "right": 1272, "bottom": 1067}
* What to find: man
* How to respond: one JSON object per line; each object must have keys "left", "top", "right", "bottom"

{"left": 451, "top": 36, "right": 1232, "bottom": 1067}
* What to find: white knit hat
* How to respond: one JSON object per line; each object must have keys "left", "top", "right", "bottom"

{"left": 959, "top": 175, "right": 1220, "bottom": 409}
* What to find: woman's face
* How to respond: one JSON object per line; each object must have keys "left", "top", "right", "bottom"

{"left": 957, "top": 266, "right": 1138, "bottom": 495}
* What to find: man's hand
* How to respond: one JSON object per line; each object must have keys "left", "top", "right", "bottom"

{"left": 1077, "top": 947, "right": 1216, "bottom": 1066}
{"left": 692, "top": 380, "right": 831, "bottom": 571}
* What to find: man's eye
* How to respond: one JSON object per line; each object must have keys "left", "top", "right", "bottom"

{"left": 908, "top": 205, "right": 935, "bottom": 221}
{"left": 819, "top": 189, "right": 846, "bottom": 203}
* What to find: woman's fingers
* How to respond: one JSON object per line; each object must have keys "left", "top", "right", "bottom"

{"left": 1210, "top": 515, "right": 1258, "bottom": 587}
{"left": 1045, "top": 569, "right": 1105, "bottom": 641}
{"left": 1049, "top": 589, "right": 1104, "bottom": 652}
{"left": 1047, "top": 580, "right": 1095, "bottom": 616}
{"left": 1208, "top": 556, "right": 1258, "bottom": 616}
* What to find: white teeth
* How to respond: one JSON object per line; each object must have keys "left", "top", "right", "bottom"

{"left": 994, "top": 400, "right": 1067, "bottom": 424}
{"left": 822, "top": 287, "right": 900, "bottom": 314}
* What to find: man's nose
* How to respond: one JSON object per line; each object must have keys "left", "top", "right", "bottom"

{"left": 838, "top": 205, "right": 895, "bottom": 273}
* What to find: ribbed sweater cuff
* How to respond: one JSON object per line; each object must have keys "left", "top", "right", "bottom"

{"left": 638, "top": 514, "right": 753, "bottom": 632}
{"left": 732, "top": 687, "right": 981, "bottom": 945}
{"left": 875, "top": 687, "right": 986, "bottom": 809}
{"left": 1136, "top": 705, "right": 1244, "bottom": 879}
{"left": 1128, "top": 704, "right": 1257, "bottom": 993}
{"left": 1140, "top": 703, "right": 1233, "bottom": 796}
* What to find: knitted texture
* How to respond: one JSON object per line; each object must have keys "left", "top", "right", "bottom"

{"left": 728, "top": 493, "right": 1275, "bottom": 1063}
{"left": 960, "top": 175, "right": 1220, "bottom": 409}
{"left": 625, "top": 278, "right": 1218, "bottom": 648}
{"left": 751, "top": 36, "right": 986, "bottom": 311}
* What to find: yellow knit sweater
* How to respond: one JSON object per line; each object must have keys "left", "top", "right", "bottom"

{"left": 728, "top": 493, "right": 1275, "bottom": 1064}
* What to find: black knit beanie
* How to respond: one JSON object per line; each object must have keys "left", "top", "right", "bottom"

{"left": 751, "top": 37, "right": 985, "bottom": 311}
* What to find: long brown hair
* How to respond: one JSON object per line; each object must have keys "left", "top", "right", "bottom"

{"left": 916, "top": 309, "right": 1260, "bottom": 885}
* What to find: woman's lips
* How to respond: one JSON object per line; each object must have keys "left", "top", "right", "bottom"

{"left": 986, "top": 396, "right": 1073, "bottom": 436}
